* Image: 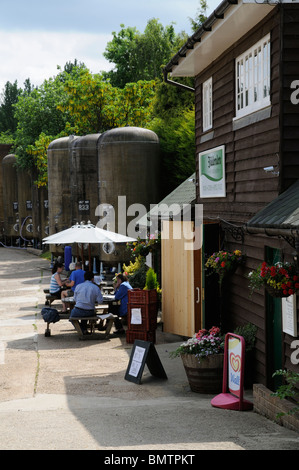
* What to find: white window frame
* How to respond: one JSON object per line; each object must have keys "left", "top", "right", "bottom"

{"left": 235, "top": 34, "right": 271, "bottom": 119}
{"left": 202, "top": 77, "right": 213, "bottom": 132}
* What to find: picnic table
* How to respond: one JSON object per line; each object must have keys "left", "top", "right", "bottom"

{"left": 70, "top": 312, "right": 118, "bottom": 340}
{"left": 43, "top": 298, "right": 118, "bottom": 340}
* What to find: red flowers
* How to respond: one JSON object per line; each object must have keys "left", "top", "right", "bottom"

{"left": 258, "top": 261, "right": 299, "bottom": 297}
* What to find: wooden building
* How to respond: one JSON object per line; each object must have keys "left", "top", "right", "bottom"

{"left": 163, "top": 0, "right": 299, "bottom": 389}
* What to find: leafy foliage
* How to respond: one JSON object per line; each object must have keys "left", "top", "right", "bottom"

{"left": 103, "top": 19, "right": 181, "bottom": 87}
{"left": 189, "top": 0, "right": 208, "bottom": 32}
{"left": 150, "top": 109, "right": 195, "bottom": 193}
{"left": 0, "top": 13, "right": 198, "bottom": 191}
{"left": 145, "top": 268, "right": 159, "bottom": 290}
{"left": 0, "top": 80, "right": 21, "bottom": 134}
{"left": 57, "top": 69, "right": 156, "bottom": 135}
{"left": 272, "top": 370, "right": 299, "bottom": 417}
{"left": 13, "top": 75, "right": 70, "bottom": 172}
{"left": 123, "top": 255, "right": 149, "bottom": 289}
{"left": 233, "top": 323, "right": 258, "bottom": 352}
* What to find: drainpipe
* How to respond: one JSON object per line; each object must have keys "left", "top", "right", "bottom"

{"left": 163, "top": 69, "right": 195, "bottom": 93}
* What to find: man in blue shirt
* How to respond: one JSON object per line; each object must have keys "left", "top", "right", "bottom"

{"left": 70, "top": 271, "right": 103, "bottom": 334}
{"left": 61, "top": 262, "right": 85, "bottom": 312}
{"left": 68, "top": 262, "right": 85, "bottom": 290}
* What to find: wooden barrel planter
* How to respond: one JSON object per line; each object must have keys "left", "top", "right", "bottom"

{"left": 181, "top": 353, "right": 224, "bottom": 394}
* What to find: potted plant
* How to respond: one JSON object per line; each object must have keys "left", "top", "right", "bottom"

{"left": 171, "top": 327, "right": 225, "bottom": 393}
{"left": 205, "top": 249, "right": 246, "bottom": 285}
{"left": 234, "top": 322, "right": 258, "bottom": 388}
{"left": 248, "top": 261, "right": 299, "bottom": 298}
{"left": 233, "top": 322, "right": 257, "bottom": 352}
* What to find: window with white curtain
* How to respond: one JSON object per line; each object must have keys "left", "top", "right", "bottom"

{"left": 235, "top": 34, "right": 270, "bottom": 118}
{"left": 202, "top": 77, "right": 213, "bottom": 131}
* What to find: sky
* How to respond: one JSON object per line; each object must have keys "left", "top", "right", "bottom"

{"left": 0, "top": 0, "right": 220, "bottom": 93}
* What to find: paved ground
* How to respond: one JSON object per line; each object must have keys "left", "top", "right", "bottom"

{"left": 0, "top": 247, "right": 298, "bottom": 452}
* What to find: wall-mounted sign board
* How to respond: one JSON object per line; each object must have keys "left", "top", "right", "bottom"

{"left": 125, "top": 340, "right": 167, "bottom": 384}
{"left": 282, "top": 295, "right": 297, "bottom": 337}
{"left": 198, "top": 145, "right": 226, "bottom": 198}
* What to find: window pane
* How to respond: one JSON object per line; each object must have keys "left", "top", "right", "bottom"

{"left": 235, "top": 34, "right": 270, "bottom": 117}
{"left": 203, "top": 78, "right": 212, "bottom": 131}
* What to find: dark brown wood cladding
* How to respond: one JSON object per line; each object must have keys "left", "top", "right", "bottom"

{"left": 194, "top": 5, "right": 299, "bottom": 386}
{"left": 281, "top": 5, "right": 299, "bottom": 189}
{"left": 196, "top": 8, "right": 281, "bottom": 223}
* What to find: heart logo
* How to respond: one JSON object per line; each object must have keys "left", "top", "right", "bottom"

{"left": 230, "top": 353, "right": 241, "bottom": 372}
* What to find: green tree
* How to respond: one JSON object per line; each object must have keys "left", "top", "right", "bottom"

{"left": 21, "top": 68, "right": 156, "bottom": 187}
{"left": 13, "top": 75, "right": 69, "bottom": 170}
{"left": 189, "top": 0, "right": 208, "bottom": 32}
{"left": 150, "top": 108, "right": 195, "bottom": 195}
{"left": 148, "top": 78, "right": 195, "bottom": 195}
{"left": 59, "top": 69, "right": 156, "bottom": 134}
{"left": 103, "top": 25, "right": 140, "bottom": 88}
{"left": 136, "top": 19, "right": 177, "bottom": 81}
{"left": 103, "top": 19, "right": 181, "bottom": 87}
{"left": 0, "top": 80, "right": 21, "bottom": 134}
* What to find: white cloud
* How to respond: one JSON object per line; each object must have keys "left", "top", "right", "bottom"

{"left": 0, "top": 0, "right": 222, "bottom": 92}
{"left": 0, "top": 30, "right": 112, "bottom": 91}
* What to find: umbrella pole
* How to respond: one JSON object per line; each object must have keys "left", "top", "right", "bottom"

{"left": 81, "top": 244, "right": 84, "bottom": 268}
{"left": 88, "top": 244, "right": 91, "bottom": 271}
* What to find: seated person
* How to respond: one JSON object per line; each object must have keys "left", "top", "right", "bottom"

{"left": 69, "top": 271, "right": 103, "bottom": 334}
{"left": 61, "top": 261, "right": 85, "bottom": 311}
{"left": 49, "top": 262, "right": 68, "bottom": 299}
{"left": 113, "top": 273, "right": 133, "bottom": 335}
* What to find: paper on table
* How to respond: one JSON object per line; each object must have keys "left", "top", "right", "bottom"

{"left": 131, "top": 308, "right": 142, "bottom": 324}
{"left": 96, "top": 313, "right": 113, "bottom": 320}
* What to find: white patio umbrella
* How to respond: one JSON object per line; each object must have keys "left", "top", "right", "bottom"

{"left": 43, "top": 223, "right": 137, "bottom": 269}
{"left": 43, "top": 223, "right": 137, "bottom": 245}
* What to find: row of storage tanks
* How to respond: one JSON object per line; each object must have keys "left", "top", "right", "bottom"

{"left": 0, "top": 127, "right": 160, "bottom": 265}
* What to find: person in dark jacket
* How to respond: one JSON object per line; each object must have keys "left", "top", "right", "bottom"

{"left": 113, "top": 273, "right": 132, "bottom": 335}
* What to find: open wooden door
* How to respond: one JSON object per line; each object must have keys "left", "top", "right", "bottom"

{"left": 161, "top": 220, "right": 202, "bottom": 337}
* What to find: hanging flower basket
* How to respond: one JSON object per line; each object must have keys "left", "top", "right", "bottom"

{"left": 205, "top": 249, "right": 246, "bottom": 284}
{"left": 248, "top": 261, "right": 299, "bottom": 298}
{"left": 264, "top": 284, "right": 290, "bottom": 298}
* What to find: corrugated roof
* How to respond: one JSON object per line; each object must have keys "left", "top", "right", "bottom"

{"left": 247, "top": 180, "right": 299, "bottom": 230}
{"left": 137, "top": 173, "right": 196, "bottom": 227}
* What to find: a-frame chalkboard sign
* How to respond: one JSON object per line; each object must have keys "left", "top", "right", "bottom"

{"left": 125, "top": 340, "right": 168, "bottom": 384}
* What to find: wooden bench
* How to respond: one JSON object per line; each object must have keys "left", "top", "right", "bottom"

{"left": 70, "top": 313, "right": 118, "bottom": 340}
{"left": 43, "top": 289, "right": 59, "bottom": 306}
{"left": 42, "top": 301, "right": 112, "bottom": 338}
{"left": 44, "top": 311, "right": 70, "bottom": 337}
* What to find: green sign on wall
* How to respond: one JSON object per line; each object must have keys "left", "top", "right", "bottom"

{"left": 198, "top": 145, "right": 226, "bottom": 198}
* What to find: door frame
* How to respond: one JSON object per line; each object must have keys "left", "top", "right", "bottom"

{"left": 265, "top": 246, "right": 283, "bottom": 390}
